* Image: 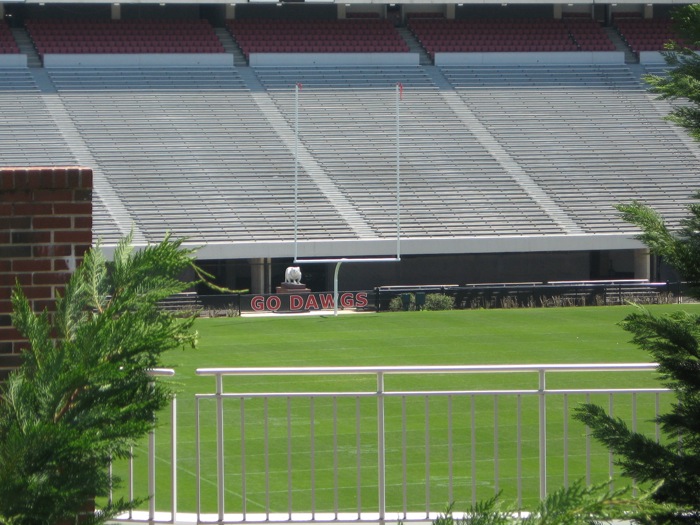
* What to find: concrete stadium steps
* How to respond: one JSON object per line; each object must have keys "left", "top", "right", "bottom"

{"left": 0, "top": 68, "right": 38, "bottom": 92}
{"left": 442, "top": 65, "right": 640, "bottom": 89}
{"left": 0, "top": 69, "right": 76, "bottom": 166}
{"left": 257, "top": 65, "right": 436, "bottom": 90}
{"left": 5, "top": 63, "right": 699, "bottom": 250}
{"left": 92, "top": 195, "right": 124, "bottom": 244}
{"left": 47, "top": 67, "right": 248, "bottom": 91}
{"left": 642, "top": 64, "right": 670, "bottom": 77}
{"left": 254, "top": 66, "right": 565, "bottom": 238}
{"left": 441, "top": 64, "right": 700, "bottom": 233}
{"left": 11, "top": 28, "right": 42, "bottom": 68}
{"left": 47, "top": 67, "right": 353, "bottom": 244}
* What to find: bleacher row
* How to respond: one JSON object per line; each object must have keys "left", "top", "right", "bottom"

{"left": 406, "top": 18, "right": 613, "bottom": 57}
{"left": 25, "top": 19, "right": 225, "bottom": 56}
{"left": 1, "top": 64, "right": 698, "bottom": 245}
{"left": 0, "top": 15, "right": 691, "bottom": 61}
{"left": 227, "top": 18, "right": 409, "bottom": 57}
{"left": 0, "top": 21, "right": 20, "bottom": 54}
{"left": 613, "top": 17, "right": 697, "bottom": 53}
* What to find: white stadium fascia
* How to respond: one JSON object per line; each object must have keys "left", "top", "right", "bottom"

{"left": 95, "top": 233, "right": 646, "bottom": 261}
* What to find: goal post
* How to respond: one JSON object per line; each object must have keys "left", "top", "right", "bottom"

{"left": 292, "top": 82, "right": 404, "bottom": 316}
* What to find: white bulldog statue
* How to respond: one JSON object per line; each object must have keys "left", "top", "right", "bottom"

{"left": 284, "top": 266, "right": 302, "bottom": 285}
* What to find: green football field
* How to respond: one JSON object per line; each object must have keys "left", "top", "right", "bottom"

{"left": 115, "top": 304, "right": 698, "bottom": 516}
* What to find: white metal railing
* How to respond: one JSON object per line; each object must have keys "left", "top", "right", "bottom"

{"left": 111, "top": 368, "right": 178, "bottom": 524}
{"left": 108, "top": 364, "right": 670, "bottom": 524}
{"left": 188, "top": 364, "right": 669, "bottom": 524}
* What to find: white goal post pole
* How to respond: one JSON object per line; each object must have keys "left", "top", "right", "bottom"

{"left": 333, "top": 261, "right": 342, "bottom": 317}
{"left": 396, "top": 82, "right": 401, "bottom": 260}
{"left": 294, "top": 82, "right": 300, "bottom": 264}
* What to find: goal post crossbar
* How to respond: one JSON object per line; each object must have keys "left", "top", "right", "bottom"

{"left": 293, "top": 257, "right": 400, "bottom": 265}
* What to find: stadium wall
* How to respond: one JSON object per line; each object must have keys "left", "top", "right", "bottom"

{"left": 328, "top": 251, "right": 607, "bottom": 290}
{"left": 198, "top": 249, "right": 655, "bottom": 295}
{"left": 0, "top": 167, "right": 92, "bottom": 380}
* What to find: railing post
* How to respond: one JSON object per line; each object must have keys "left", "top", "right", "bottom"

{"left": 195, "top": 396, "right": 201, "bottom": 522}
{"left": 216, "top": 373, "right": 225, "bottom": 522}
{"left": 149, "top": 425, "right": 156, "bottom": 523}
{"left": 538, "top": 368, "right": 547, "bottom": 500}
{"left": 144, "top": 369, "right": 176, "bottom": 524}
{"left": 377, "top": 371, "right": 386, "bottom": 524}
{"left": 130, "top": 446, "right": 134, "bottom": 519}
{"left": 171, "top": 395, "right": 177, "bottom": 523}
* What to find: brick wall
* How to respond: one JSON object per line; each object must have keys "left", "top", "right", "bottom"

{"left": 0, "top": 167, "right": 93, "bottom": 379}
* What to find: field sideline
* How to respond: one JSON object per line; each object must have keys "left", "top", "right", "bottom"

{"left": 119, "top": 304, "right": 699, "bottom": 515}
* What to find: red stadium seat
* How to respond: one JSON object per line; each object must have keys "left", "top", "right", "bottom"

{"left": 24, "top": 18, "right": 224, "bottom": 55}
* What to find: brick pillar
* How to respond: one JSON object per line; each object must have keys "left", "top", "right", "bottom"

{"left": 0, "top": 167, "right": 93, "bottom": 379}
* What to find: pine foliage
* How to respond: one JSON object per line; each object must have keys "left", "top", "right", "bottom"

{"left": 574, "top": 197, "right": 700, "bottom": 523}
{"left": 644, "top": 5, "right": 700, "bottom": 141}
{"left": 616, "top": 198, "right": 700, "bottom": 294}
{"left": 432, "top": 480, "right": 653, "bottom": 525}
{"left": 0, "top": 234, "right": 200, "bottom": 525}
{"left": 523, "top": 480, "right": 639, "bottom": 525}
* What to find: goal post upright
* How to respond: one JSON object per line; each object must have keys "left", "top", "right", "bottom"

{"left": 294, "top": 82, "right": 301, "bottom": 264}
{"left": 395, "top": 81, "right": 401, "bottom": 261}
{"left": 293, "top": 82, "right": 404, "bottom": 317}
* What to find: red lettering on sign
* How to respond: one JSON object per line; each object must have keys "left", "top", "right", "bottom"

{"left": 251, "top": 296, "right": 265, "bottom": 311}
{"left": 289, "top": 295, "right": 304, "bottom": 310}
{"left": 355, "top": 292, "right": 368, "bottom": 308}
{"left": 305, "top": 294, "right": 320, "bottom": 310}
{"left": 266, "top": 296, "right": 281, "bottom": 311}
{"left": 320, "top": 293, "right": 335, "bottom": 309}
{"left": 340, "top": 293, "right": 354, "bottom": 308}
{"left": 249, "top": 292, "right": 369, "bottom": 313}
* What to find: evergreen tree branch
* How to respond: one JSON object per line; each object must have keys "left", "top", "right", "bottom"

{"left": 616, "top": 198, "right": 700, "bottom": 294}
{"left": 0, "top": 234, "right": 202, "bottom": 525}
{"left": 574, "top": 404, "right": 682, "bottom": 491}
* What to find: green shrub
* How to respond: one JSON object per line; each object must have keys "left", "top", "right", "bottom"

{"left": 424, "top": 293, "right": 455, "bottom": 311}
{"left": 389, "top": 293, "right": 415, "bottom": 311}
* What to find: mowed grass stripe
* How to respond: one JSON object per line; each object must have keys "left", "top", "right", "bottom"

{"left": 112, "top": 304, "right": 697, "bottom": 514}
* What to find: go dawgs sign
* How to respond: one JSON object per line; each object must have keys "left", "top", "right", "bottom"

{"left": 245, "top": 292, "right": 370, "bottom": 313}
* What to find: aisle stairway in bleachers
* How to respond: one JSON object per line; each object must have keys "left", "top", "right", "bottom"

{"left": 0, "top": 69, "right": 75, "bottom": 167}
{"left": 214, "top": 27, "right": 246, "bottom": 67}
{"left": 254, "top": 65, "right": 566, "bottom": 238}
{"left": 441, "top": 64, "right": 700, "bottom": 233}
{"left": 396, "top": 27, "right": 432, "bottom": 66}
{"left": 10, "top": 29, "right": 40, "bottom": 67}
{"left": 422, "top": 65, "right": 584, "bottom": 235}
{"left": 603, "top": 26, "right": 638, "bottom": 63}
{"left": 236, "top": 66, "right": 378, "bottom": 240}
{"left": 46, "top": 67, "right": 356, "bottom": 245}
{"left": 30, "top": 68, "right": 136, "bottom": 245}
{"left": 2, "top": 61, "right": 698, "bottom": 251}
